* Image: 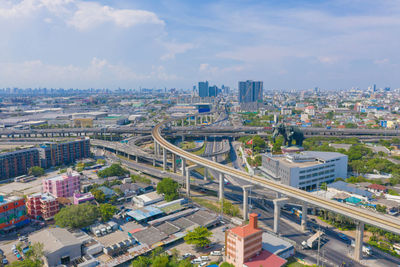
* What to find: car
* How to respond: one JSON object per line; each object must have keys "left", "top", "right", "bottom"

{"left": 13, "top": 250, "right": 18, "bottom": 255}
{"left": 11, "top": 245, "right": 16, "bottom": 251}
{"left": 182, "top": 253, "right": 192, "bottom": 259}
{"left": 310, "top": 218, "right": 317, "bottom": 223}
{"left": 2, "top": 258, "right": 8, "bottom": 265}
{"left": 222, "top": 226, "right": 228, "bottom": 232}
{"left": 199, "top": 263, "right": 207, "bottom": 267}
{"left": 200, "top": 256, "right": 209, "bottom": 261}
{"left": 191, "top": 258, "right": 202, "bottom": 264}
{"left": 338, "top": 233, "right": 350, "bottom": 241}
{"left": 210, "top": 251, "right": 222, "bottom": 256}
{"left": 18, "top": 235, "right": 28, "bottom": 242}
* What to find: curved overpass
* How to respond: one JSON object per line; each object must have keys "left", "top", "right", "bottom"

{"left": 152, "top": 117, "right": 400, "bottom": 235}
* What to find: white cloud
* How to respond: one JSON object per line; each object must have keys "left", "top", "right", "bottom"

{"left": 161, "top": 42, "right": 195, "bottom": 60}
{"left": 318, "top": 56, "right": 339, "bottom": 64}
{"left": 0, "top": 0, "right": 165, "bottom": 31}
{"left": 0, "top": 58, "right": 178, "bottom": 88}
{"left": 199, "top": 63, "right": 244, "bottom": 75}
{"left": 66, "top": 2, "right": 165, "bottom": 31}
{"left": 374, "top": 58, "right": 389, "bottom": 65}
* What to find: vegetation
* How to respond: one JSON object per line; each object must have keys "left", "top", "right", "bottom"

{"left": 157, "top": 178, "right": 179, "bottom": 201}
{"left": 131, "top": 174, "right": 152, "bottom": 184}
{"left": 192, "top": 197, "right": 240, "bottom": 217}
{"left": 239, "top": 135, "right": 266, "bottom": 152}
{"left": 96, "top": 159, "right": 106, "bottom": 165}
{"left": 131, "top": 247, "right": 192, "bottom": 267}
{"left": 97, "top": 163, "right": 129, "bottom": 178}
{"left": 55, "top": 203, "right": 99, "bottom": 228}
{"left": 318, "top": 209, "right": 355, "bottom": 230}
{"left": 181, "top": 141, "right": 196, "bottom": 150}
{"left": 28, "top": 166, "right": 44, "bottom": 177}
{"left": 10, "top": 242, "right": 44, "bottom": 267}
{"left": 99, "top": 203, "right": 117, "bottom": 221}
{"left": 91, "top": 188, "right": 106, "bottom": 203}
{"left": 184, "top": 226, "right": 213, "bottom": 248}
{"left": 220, "top": 263, "right": 235, "bottom": 267}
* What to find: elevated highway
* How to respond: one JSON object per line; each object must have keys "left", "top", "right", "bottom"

{"left": 152, "top": 115, "right": 400, "bottom": 262}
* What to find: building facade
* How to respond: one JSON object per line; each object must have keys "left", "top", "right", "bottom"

{"left": 0, "top": 149, "right": 40, "bottom": 181}
{"left": 43, "top": 171, "right": 81, "bottom": 198}
{"left": 261, "top": 151, "right": 348, "bottom": 191}
{"left": 239, "top": 80, "right": 263, "bottom": 103}
{"left": 198, "top": 81, "right": 209, "bottom": 98}
{"left": 39, "top": 138, "right": 90, "bottom": 168}
{"left": 26, "top": 193, "right": 59, "bottom": 220}
{"left": 226, "top": 213, "right": 263, "bottom": 266}
{"left": 0, "top": 196, "right": 29, "bottom": 231}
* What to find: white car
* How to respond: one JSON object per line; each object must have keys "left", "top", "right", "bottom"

{"left": 182, "top": 253, "right": 192, "bottom": 259}
{"left": 199, "top": 263, "right": 207, "bottom": 267}
{"left": 191, "top": 258, "right": 202, "bottom": 264}
{"left": 210, "top": 251, "right": 222, "bottom": 256}
{"left": 200, "top": 256, "right": 210, "bottom": 261}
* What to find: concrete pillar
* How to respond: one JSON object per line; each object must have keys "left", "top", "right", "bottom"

{"left": 242, "top": 185, "right": 253, "bottom": 221}
{"left": 195, "top": 116, "right": 197, "bottom": 126}
{"left": 152, "top": 158, "right": 156, "bottom": 167}
{"left": 186, "top": 167, "right": 191, "bottom": 197}
{"left": 354, "top": 221, "right": 364, "bottom": 262}
{"left": 301, "top": 203, "right": 308, "bottom": 231}
{"left": 163, "top": 148, "right": 167, "bottom": 171}
{"left": 204, "top": 167, "right": 208, "bottom": 181}
{"left": 154, "top": 141, "right": 158, "bottom": 156}
{"left": 172, "top": 154, "right": 176, "bottom": 173}
{"left": 201, "top": 116, "right": 203, "bottom": 124}
{"left": 135, "top": 156, "right": 139, "bottom": 163}
{"left": 182, "top": 119, "right": 184, "bottom": 127}
{"left": 219, "top": 173, "right": 224, "bottom": 201}
{"left": 181, "top": 158, "right": 186, "bottom": 176}
{"left": 273, "top": 198, "right": 289, "bottom": 234}
{"left": 182, "top": 135, "right": 185, "bottom": 142}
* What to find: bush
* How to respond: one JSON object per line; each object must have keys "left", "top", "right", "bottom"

{"left": 28, "top": 166, "right": 44, "bottom": 177}
{"left": 157, "top": 178, "right": 179, "bottom": 202}
{"left": 98, "top": 164, "right": 129, "bottom": 178}
{"left": 55, "top": 203, "right": 99, "bottom": 228}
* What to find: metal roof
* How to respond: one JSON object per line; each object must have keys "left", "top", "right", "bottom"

{"left": 329, "top": 181, "right": 373, "bottom": 198}
{"left": 126, "top": 206, "right": 164, "bottom": 221}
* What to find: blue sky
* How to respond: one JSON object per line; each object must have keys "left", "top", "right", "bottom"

{"left": 0, "top": 0, "right": 399, "bottom": 90}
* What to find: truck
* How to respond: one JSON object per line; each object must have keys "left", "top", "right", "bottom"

{"left": 302, "top": 231, "right": 324, "bottom": 249}
{"left": 351, "top": 240, "right": 372, "bottom": 255}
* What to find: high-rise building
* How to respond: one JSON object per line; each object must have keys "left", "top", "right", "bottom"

{"left": 198, "top": 81, "right": 209, "bottom": 98}
{"left": 0, "top": 195, "right": 29, "bottom": 230}
{"left": 0, "top": 149, "right": 40, "bottom": 182}
{"left": 209, "top": 85, "right": 218, "bottom": 97}
{"left": 39, "top": 138, "right": 90, "bottom": 168}
{"left": 238, "top": 80, "right": 263, "bottom": 103}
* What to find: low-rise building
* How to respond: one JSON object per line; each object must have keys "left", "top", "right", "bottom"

{"left": 261, "top": 151, "right": 348, "bottom": 191}
{"left": 73, "top": 192, "right": 95, "bottom": 205}
{"left": 328, "top": 181, "right": 373, "bottom": 201}
{"left": 132, "top": 191, "right": 164, "bottom": 207}
{"left": 0, "top": 195, "right": 29, "bottom": 231}
{"left": 29, "top": 228, "right": 83, "bottom": 267}
{"left": 26, "top": 193, "right": 59, "bottom": 220}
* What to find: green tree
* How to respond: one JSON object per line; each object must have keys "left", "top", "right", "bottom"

{"left": 97, "top": 163, "right": 129, "bottom": 178}
{"left": 220, "top": 263, "right": 235, "bottom": 267}
{"left": 376, "top": 204, "right": 387, "bottom": 213}
{"left": 28, "top": 166, "right": 44, "bottom": 177}
{"left": 99, "top": 203, "right": 117, "bottom": 221}
{"left": 152, "top": 255, "right": 169, "bottom": 267}
{"left": 184, "top": 226, "right": 213, "bottom": 248}
{"left": 157, "top": 178, "right": 179, "bottom": 202}
{"left": 91, "top": 189, "right": 106, "bottom": 203}
{"left": 320, "top": 182, "right": 327, "bottom": 191}
{"left": 131, "top": 256, "right": 151, "bottom": 267}
{"left": 96, "top": 159, "right": 106, "bottom": 165}
{"left": 54, "top": 203, "right": 99, "bottom": 228}
{"left": 9, "top": 259, "right": 42, "bottom": 267}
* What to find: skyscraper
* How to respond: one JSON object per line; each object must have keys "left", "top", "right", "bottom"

{"left": 238, "top": 80, "right": 263, "bottom": 103}
{"left": 208, "top": 85, "right": 218, "bottom": 97}
{"left": 198, "top": 81, "right": 209, "bottom": 98}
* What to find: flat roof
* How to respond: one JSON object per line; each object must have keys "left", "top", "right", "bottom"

{"left": 261, "top": 232, "right": 294, "bottom": 255}
{"left": 131, "top": 226, "right": 167, "bottom": 246}
{"left": 29, "top": 228, "right": 82, "bottom": 253}
{"left": 126, "top": 206, "right": 164, "bottom": 221}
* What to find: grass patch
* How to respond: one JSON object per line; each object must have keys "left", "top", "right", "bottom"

{"left": 192, "top": 144, "right": 206, "bottom": 155}
{"left": 181, "top": 141, "right": 196, "bottom": 150}
{"left": 192, "top": 197, "right": 240, "bottom": 217}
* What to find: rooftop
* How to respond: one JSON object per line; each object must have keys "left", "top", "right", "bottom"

{"left": 29, "top": 228, "right": 82, "bottom": 253}
{"left": 244, "top": 249, "right": 287, "bottom": 267}
{"left": 329, "top": 181, "right": 373, "bottom": 198}
{"left": 126, "top": 206, "right": 164, "bottom": 222}
{"left": 229, "top": 213, "right": 261, "bottom": 238}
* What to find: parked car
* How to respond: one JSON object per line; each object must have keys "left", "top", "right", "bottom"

{"left": 199, "top": 262, "right": 207, "bottom": 267}
{"left": 191, "top": 258, "right": 202, "bottom": 264}
{"left": 338, "top": 233, "right": 350, "bottom": 242}
{"left": 182, "top": 253, "right": 192, "bottom": 259}
{"left": 200, "top": 256, "right": 209, "bottom": 261}
{"left": 210, "top": 251, "right": 222, "bottom": 256}
{"left": 2, "top": 258, "right": 8, "bottom": 265}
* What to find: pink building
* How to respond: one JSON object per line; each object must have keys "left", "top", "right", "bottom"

{"left": 43, "top": 171, "right": 80, "bottom": 198}
{"left": 73, "top": 192, "right": 95, "bottom": 205}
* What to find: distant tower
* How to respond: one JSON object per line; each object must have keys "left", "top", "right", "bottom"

{"left": 198, "top": 81, "right": 209, "bottom": 98}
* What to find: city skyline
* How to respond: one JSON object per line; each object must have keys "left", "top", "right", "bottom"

{"left": 1, "top": 0, "right": 400, "bottom": 90}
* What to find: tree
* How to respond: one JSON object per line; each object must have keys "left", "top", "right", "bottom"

{"left": 54, "top": 203, "right": 99, "bottom": 228}
{"left": 131, "top": 256, "right": 151, "bottom": 267}
{"left": 96, "top": 159, "right": 106, "bottom": 165}
{"left": 9, "top": 259, "right": 42, "bottom": 267}
{"left": 184, "top": 226, "right": 213, "bottom": 248}
{"left": 320, "top": 182, "right": 327, "bottom": 191}
{"left": 97, "top": 163, "right": 129, "bottom": 178}
{"left": 91, "top": 189, "right": 106, "bottom": 203}
{"left": 28, "top": 242, "right": 44, "bottom": 263}
{"left": 99, "top": 203, "right": 117, "bottom": 221}
{"left": 28, "top": 166, "right": 44, "bottom": 177}
{"left": 376, "top": 204, "right": 387, "bottom": 213}
{"left": 157, "top": 178, "right": 179, "bottom": 202}
{"left": 220, "top": 263, "right": 235, "bottom": 267}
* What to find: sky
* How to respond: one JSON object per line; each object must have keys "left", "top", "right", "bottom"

{"left": 0, "top": 0, "right": 400, "bottom": 90}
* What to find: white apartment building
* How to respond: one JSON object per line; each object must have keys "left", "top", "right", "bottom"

{"left": 261, "top": 151, "right": 348, "bottom": 191}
